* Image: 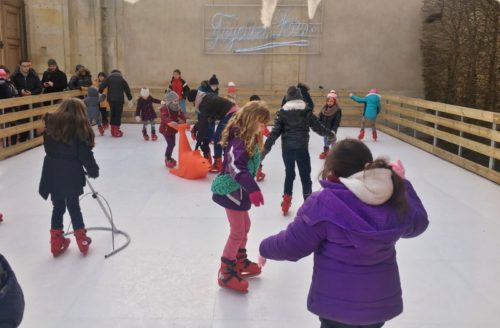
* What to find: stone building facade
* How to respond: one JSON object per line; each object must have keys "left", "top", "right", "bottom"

{"left": 21, "top": 0, "right": 424, "bottom": 95}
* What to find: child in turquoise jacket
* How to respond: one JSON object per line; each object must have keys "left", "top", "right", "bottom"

{"left": 350, "top": 88, "right": 381, "bottom": 141}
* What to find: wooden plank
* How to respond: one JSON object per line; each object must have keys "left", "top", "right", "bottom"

{"left": 378, "top": 125, "right": 500, "bottom": 184}
{"left": 0, "top": 136, "right": 43, "bottom": 160}
{"left": 0, "top": 90, "right": 83, "bottom": 108}
{"left": 0, "top": 105, "right": 59, "bottom": 124}
{"left": 383, "top": 94, "right": 496, "bottom": 123}
{"left": 380, "top": 114, "right": 500, "bottom": 159}
{"left": 0, "top": 120, "right": 45, "bottom": 138}
{"left": 383, "top": 103, "right": 500, "bottom": 143}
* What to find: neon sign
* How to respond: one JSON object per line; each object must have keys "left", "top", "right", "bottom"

{"left": 204, "top": 5, "right": 322, "bottom": 55}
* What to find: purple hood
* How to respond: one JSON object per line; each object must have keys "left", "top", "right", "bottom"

{"left": 260, "top": 179, "right": 428, "bottom": 325}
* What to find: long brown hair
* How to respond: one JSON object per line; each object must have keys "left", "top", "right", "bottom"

{"left": 46, "top": 98, "right": 95, "bottom": 146}
{"left": 321, "top": 139, "right": 408, "bottom": 213}
{"left": 220, "top": 101, "right": 271, "bottom": 156}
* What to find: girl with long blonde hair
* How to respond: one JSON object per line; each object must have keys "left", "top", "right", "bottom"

{"left": 211, "top": 101, "right": 270, "bottom": 293}
{"left": 39, "top": 98, "right": 99, "bottom": 257}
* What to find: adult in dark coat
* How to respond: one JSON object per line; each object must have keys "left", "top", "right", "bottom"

{"left": 68, "top": 65, "right": 92, "bottom": 90}
{"left": 11, "top": 60, "right": 43, "bottom": 142}
{"left": 41, "top": 59, "right": 68, "bottom": 93}
{"left": 187, "top": 90, "right": 235, "bottom": 160}
{"left": 11, "top": 60, "right": 42, "bottom": 96}
{"left": 98, "top": 69, "right": 132, "bottom": 137}
{"left": 0, "top": 254, "right": 25, "bottom": 327}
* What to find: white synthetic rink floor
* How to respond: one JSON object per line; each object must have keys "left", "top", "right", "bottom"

{"left": 1, "top": 125, "right": 499, "bottom": 328}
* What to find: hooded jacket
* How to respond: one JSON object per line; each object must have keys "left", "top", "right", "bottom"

{"left": 351, "top": 93, "right": 381, "bottom": 120}
{"left": 98, "top": 71, "right": 132, "bottom": 103}
{"left": 260, "top": 172, "right": 428, "bottom": 325}
{"left": 264, "top": 99, "right": 333, "bottom": 151}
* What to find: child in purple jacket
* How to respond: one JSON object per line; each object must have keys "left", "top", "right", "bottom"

{"left": 259, "top": 139, "right": 429, "bottom": 328}
{"left": 135, "top": 87, "right": 162, "bottom": 141}
{"left": 211, "top": 101, "right": 271, "bottom": 294}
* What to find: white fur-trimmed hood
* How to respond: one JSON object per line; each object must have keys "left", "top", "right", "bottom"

{"left": 282, "top": 99, "right": 307, "bottom": 111}
{"left": 339, "top": 168, "right": 393, "bottom": 205}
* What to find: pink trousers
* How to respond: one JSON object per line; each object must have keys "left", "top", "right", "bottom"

{"left": 222, "top": 209, "right": 251, "bottom": 260}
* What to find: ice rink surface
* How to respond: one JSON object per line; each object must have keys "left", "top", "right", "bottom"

{"left": 1, "top": 125, "right": 499, "bottom": 327}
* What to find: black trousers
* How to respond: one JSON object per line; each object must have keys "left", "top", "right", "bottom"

{"left": 282, "top": 148, "right": 312, "bottom": 198}
{"left": 320, "top": 318, "right": 384, "bottom": 328}
{"left": 109, "top": 101, "right": 124, "bottom": 126}
{"left": 99, "top": 107, "right": 108, "bottom": 124}
{"left": 50, "top": 196, "right": 85, "bottom": 231}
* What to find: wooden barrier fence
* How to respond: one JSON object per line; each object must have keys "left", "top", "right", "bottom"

{"left": 0, "top": 90, "right": 83, "bottom": 160}
{"left": 2, "top": 89, "right": 498, "bottom": 184}
{"left": 379, "top": 95, "right": 500, "bottom": 184}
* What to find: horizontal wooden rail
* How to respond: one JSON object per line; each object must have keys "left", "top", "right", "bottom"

{"left": 384, "top": 94, "right": 499, "bottom": 124}
{"left": 0, "top": 90, "right": 84, "bottom": 160}
{"left": 380, "top": 96, "right": 499, "bottom": 184}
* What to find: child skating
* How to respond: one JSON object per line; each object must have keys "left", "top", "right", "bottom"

{"left": 259, "top": 139, "right": 429, "bottom": 328}
{"left": 84, "top": 86, "right": 106, "bottom": 136}
{"left": 318, "top": 90, "right": 342, "bottom": 159}
{"left": 159, "top": 91, "right": 187, "bottom": 168}
{"left": 211, "top": 101, "right": 270, "bottom": 293}
{"left": 39, "top": 98, "right": 99, "bottom": 257}
{"left": 350, "top": 88, "right": 381, "bottom": 141}
{"left": 262, "top": 86, "right": 335, "bottom": 215}
{"left": 135, "top": 87, "right": 162, "bottom": 141}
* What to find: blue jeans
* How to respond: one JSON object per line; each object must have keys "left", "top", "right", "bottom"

{"left": 179, "top": 99, "right": 186, "bottom": 113}
{"left": 213, "top": 113, "right": 234, "bottom": 158}
{"left": 282, "top": 148, "right": 312, "bottom": 199}
{"left": 50, "top": 196, "right": 85, "bottom": 230}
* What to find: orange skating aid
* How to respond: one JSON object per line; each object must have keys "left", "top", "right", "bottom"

{"left": 167, "top": 123, "right": 211, "bottom": 179}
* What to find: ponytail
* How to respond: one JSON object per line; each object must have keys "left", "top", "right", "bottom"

{"left": 366, "top": 158, "right": 408, "bottom": 214}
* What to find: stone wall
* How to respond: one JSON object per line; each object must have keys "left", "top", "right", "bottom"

{"left": 24, "top": 0, "right": 424, "bottom": 96}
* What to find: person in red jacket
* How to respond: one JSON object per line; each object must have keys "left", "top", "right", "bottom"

{"left": 159, "top": 91, "right": 188, "bottom": 168}
{"left": 168, "top": 69, "right": 190, "bottom": 113}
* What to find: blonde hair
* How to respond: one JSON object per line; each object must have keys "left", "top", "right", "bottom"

{"left": 220, "top": 101, "right": 271, "bottom": 156}
{"left": 46, "top": 98, "right": 95, "bottom": 146}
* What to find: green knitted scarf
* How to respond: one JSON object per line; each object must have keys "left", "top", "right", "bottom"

{"left": 211, "top": 146, "right": 260, "bottom": 195}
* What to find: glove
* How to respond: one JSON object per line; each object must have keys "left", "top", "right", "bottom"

{"left": 262, "top": 126, "right": 270, "bottom": 137}
{"left": 260, "top": 149, "right": 268, "bottom": 161}
{"left": 349, "top": 93, "right": 354, "bottom": 97}
{"left": 135, "top": 116, "right": 141, "bottom": 123}
{"left": 160, "top": 100, "right": 166, "bottom": 105}
{"left": 391, "top": 160, "right": 405, "bottom": 179}
{"left": 258, "top": 255, "right": 267, "bottom": 268}
{"left": 128, "top": 100, "right": 133, "bottom": 108}
{"left": 88, "top": 171, "right": 99, "bottom": 179}
{"left": 249, "top": 191, "right": 264, "bottom": 207}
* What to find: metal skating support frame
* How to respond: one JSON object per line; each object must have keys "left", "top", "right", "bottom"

{"left": 65, "top": 177, "right": 131, "bottom": 258}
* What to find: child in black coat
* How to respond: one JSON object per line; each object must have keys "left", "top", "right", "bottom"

{"left": 39, "top": 98, "right": 99, "bottom": 257}
{"left": 262, "top": 86, "right": 335, "bottom": 215}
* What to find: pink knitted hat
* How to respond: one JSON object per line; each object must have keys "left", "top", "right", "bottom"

{"left": 327, "top": 89, "right": 337, "bottom": 99}
{"left": 369, "top": 88, "right": 379, "bottom": 94}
